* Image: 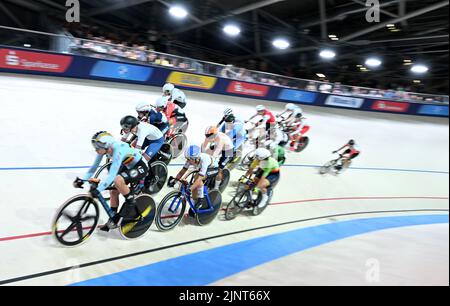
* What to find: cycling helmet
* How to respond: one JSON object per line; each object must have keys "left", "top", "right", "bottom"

{"left": 224, "top": 108, "right": 234, "bottom": 117}
{"left": 120, "top": 116, "right": 139, "bottom": 131}
{"left": 224, "top": 114, "right": 236, "bottom": 123}
{"left": 295, "top": 112, "right": 303, "bottom": 119}
{"left": 256, "top": 105, "right": 266, "bottom": 112}
{"left": 205, "top": 126, "right": 219, "bottom": 138}
{"left": 155, "top": 96, "right": 168, "bottom": 109}
{"left": 91, "top": 131, "right": 114, "bottom": 150}
{"left": 185, "top": 145, "right": 201, "bottom": 160}
{"left": 136, "top": 102, "right": 151, "bottom": 113}
{"left": 349, "top": 139, "right": 356, "bottom": 146}
{"left": 255, "top": 148, "right": 272, "bottom": 161}
{"left": 285, "top": 103, "right": 296, "bottom": 111}
{"left": 163, "top": 83, "right": 175, "bottom": 95}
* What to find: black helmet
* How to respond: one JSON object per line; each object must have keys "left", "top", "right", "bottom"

{"left": 349, "top": 139, "right": 355, "bottom": 146}
{"left": 295, "top": 113, "right": 303, "bottom": 119}
{"left": 224, "top": 114, "right": 236, "bottom": 123}
{"left": 120, "top": 116, "right": 139, "bottom": 130}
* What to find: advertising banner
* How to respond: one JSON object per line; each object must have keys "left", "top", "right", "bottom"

{"left": 417, "top": 105, "right": 449, "bottom": 117}
{"left": 0, "top": 48, "right": 72, "bottom": 73}
{"left": 278, "top": 89, "right": 317, "bottom": 104}
{"left": 90, "top": 61, "right": 153, "bottom": 82}
{"left": 371, "top": 100, "right": 410, "bottom": 113}
{"left": 167, "top": 72, "right": 217, "bottom": 90}
{"left": 226, "top": 81, "right": 270, "bottom": 97}
{"left": 325, "top": 95, "right": 364, "bottom": 109}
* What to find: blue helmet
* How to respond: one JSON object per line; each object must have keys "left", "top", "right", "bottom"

{"left": 185, "top": 145, "right": 201, "bottom": 160}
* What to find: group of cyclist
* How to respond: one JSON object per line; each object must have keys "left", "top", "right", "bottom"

{"left": 74, "top": 82, "right": 360, "bottom": 230}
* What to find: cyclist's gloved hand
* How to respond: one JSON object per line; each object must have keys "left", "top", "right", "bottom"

{"left": 168, "top": 176, "right": 177, "bottom": 188}
{"left": 332, "top": 150, "right": 338, "bottom": 154}
{"left": 239, "top": 176, "right": 248, "bottom": 184}
{"left": 73, "top": 177, "right": 84, "bottom": 189}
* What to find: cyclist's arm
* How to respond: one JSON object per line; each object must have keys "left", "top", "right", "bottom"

{"left": 176, "top": 167, "right": 188, "bottom": 181}
{"left": 246, "top": 159, "right": 259, "bottom": 178}
{"left": 82, "top": 154, "right": 104, "bottom": 181}
{"left": 134, "top": 128, "right": 146, "bottom": 150}
{"left": 97, "top": 149, "right": 123, "bottom": 192}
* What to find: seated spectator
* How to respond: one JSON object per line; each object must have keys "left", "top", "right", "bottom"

{"left": 332, "top": 82, "right": 343, "bottom": 94}
{"left": 306, "top": 81, "right": 318, "bottom": 92}
{"left": 221, "top": 65, "right": 237, "bottom": 78}
{"left": 319, "top": 81, "right": 332, "bottom": 93}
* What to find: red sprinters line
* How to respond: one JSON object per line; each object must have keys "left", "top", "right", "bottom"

{"left": 0, "top": 196, "right": 448, "bottom": 243}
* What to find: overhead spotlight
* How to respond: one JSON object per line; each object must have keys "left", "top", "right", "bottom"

{"left": 169, "top": 6, "right": 188, "bottom": 19}
{"left": 411, "top": 64, "right": 429, "bottom": 74}
{"left": 413, "top": 80, "right": 422, "bottom": 84}
{"left": 328, "top": 34, "right": 337, "bottom": 38}
{"left": 365, "top": 58, "right": 382, "bottom": 68}
{"left": 23, "top": 44, "right": 31, "bottom": 48}
{"left": 386, "top": 24, "right": 396, "bottom": 28}
{"left": 223, "top": 24, "right": 241, "bottom": 37}
{"left": 316, "top": 73, "right": 326, "bottom": 78}
{"left": 272, "top": 38, "right": 290, "bottom": 50}
{"left": 319, "top": 49, "right": 336, "bottom": 59}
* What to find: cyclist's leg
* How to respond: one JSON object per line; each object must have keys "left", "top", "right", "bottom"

{"left": 143, "top": 137, "right": 164, "bottom": 162}
{"left": 215, "top": 151, "right": 233, "bottom": 189}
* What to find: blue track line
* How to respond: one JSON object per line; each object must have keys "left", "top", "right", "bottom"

{"left": 71, "top": 214, "right": 449, "bottom": 286}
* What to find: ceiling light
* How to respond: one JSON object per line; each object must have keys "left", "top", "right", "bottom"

{"left": 316, "top": 73, "right": 326, "bottom": 78}
{"left": 223, "top": 24, "right": 241, "bottom": 37}
{"left": 319, "top": 49, "right": 336, "bottom": 59}
{"left": 169, "top": 6, "right": 188, "bottom": 19}
{"left": 273, "top": 38, "right": 291, "bottom": 50}
{"left": 365, "top": 58, "right": 382, "bottom": 68}
{"left": 411, "top": 64, "right": 429, "bottom": 74}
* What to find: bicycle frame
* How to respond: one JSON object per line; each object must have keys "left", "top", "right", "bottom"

{"left": 167, "top": 183, "right": 215, "bottom": 215}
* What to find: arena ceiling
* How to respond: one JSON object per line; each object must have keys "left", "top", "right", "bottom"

{"left": 0, "top": 0, "right": 449, "bottom": 93}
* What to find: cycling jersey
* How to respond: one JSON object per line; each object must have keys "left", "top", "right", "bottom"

{"left": 148, "top": 109, "right": 169, "bottom": 133}
{"left": 183, "top": 153, "right": 213, "bottom": 177}
{"left": 83, "top": 141, "right": 143, "bottom": 192}
{"left": 219, "top": 121, "right": 246, "bottom": 149}
{"left": 251, "top": 157, "right": 280, "bottom": 178}
{"left": 122, "top": 122, "right": 163, "bottom": 148}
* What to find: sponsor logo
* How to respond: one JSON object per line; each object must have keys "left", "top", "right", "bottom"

{"left": 278, "top": 89, "right": 317, "bottom": 104}
{"left": 167, "top": 72, "right": 217, "bottom": 90}
{"left": 90, "top": 61, "right": 153, "bottom": 82}
{"left": 0, "top": 49, "right": 72, "bottom": 73}
{"left": 227, "top": 81, "right": 269, "bottom": 97}
{"left": 325, "top": 95, "right": 364, "bottom": 109}
{"left": 418, "top": 105, "right": 449, "bottom": 117}
{"left": 371, "top": 100, "right": 410, "bottom": 113}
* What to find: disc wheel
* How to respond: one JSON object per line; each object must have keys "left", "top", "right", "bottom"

{"left": 168, "top": 133, "right": 188, "bottom": 159}
{"left": 224, "top": 189, "right": 249, "bottom": 220}
{"left": 295, "top": 136, "right": 310, "bottom": 153}
{"left": 146, "top": 161, "right": 168, "bottom": 195}
{"left": 195, "top": 190, "right": 222, "bottom": 226}
{"left": 119, "top": 194, "right": 156, "bottom": 240}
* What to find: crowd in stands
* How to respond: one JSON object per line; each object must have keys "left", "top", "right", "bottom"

{"left": 67, "top": 34, "right": 448, "bottom": 105}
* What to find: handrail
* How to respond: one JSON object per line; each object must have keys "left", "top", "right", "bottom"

{"left": 0, "top": 25, "right": 448, "bottom": 105}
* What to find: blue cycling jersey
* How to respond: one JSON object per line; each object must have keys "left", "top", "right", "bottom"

{"left": 83, "top": 141, "right": 143, "bottom": 192}
{"left": 220, "top": 121, "right": 246, "bottom": 149}
{"left": 148, "top": 109, "right": 169, "bottom": 132}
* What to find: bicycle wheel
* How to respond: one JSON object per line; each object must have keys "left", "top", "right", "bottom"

{"left": 252, "top": 189, "right": 271, "bottom": 216}
{"left": 238, "top": 150, "right": 255, "bottom": 171}
{"left": 52, "top": 195, "right": 99, "bottom": 247}
{"left": 196, "top": 190, "right": 222, "bottom": 226}
{"left": 156, "top": 191, "right": 186, "bottom": 231}
{"left": 296, "top": 136, "right": 310, "bottom": 153}
{"left": 319, "top": 160, "right": 335, "bottom": 175}
{"left": 119, "top": 194, "right": 156, "bottom": 240}
{"left": 94, "top": 162, "right": 113, "bottom": 201}
{"left": 168, "top": 133, "right": 188, "bottom": 159}
{"left": 224, "top": 189, "right": 249, "bottom": 220}
{"left": 146, "top": 161, "right": 168, "bottom": 195}
{"left": 175, "top": 119, "right": 189, "bottom": 134}
{"left": 219, "top": 169, "right": 231, "bottom": 193}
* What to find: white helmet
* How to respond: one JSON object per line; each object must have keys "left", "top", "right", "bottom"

{"left": 136, "top": 102, "right": 151, "bottom": 113}
{"left": 285, "top": 103, "right": 296, "bottom": 111}
{"left": 255, "top": 148, "right": 271, "bottom": 161}
{"left": 163, "top": 83, "right": 175, "bottom": 95}
{"left": 156, "top": 96, "right": 168, "bottom": 108}
{"left": 256, "top": 105, "right": 266, "bottom": 112}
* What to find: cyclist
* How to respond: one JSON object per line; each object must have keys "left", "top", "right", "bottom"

{"left": 202, "top": 126, "right": 234, "bottom": 191}
{"left": 218, "top": 108, "right": 247, "bottom": 155}
{"left": 247, "top": 105, "right": 276, "bottom": 134}
{"left": 243, "top": 148, "right": 280, "bottom": 214}
{"left": 148, "top": 97, "right": 170, "bottom": 136}
{"left": 135, "top": 102, "right": 152, "bottom": 122}
{"left": 168, "top": 145, "right": 213, "bottom": 208}
{"left": 287, "top": 112, "right": 310, "bottom": 151}
{"left": 73, "top": 131, "right": 148, "bottom": 231}
{"left": 333, "top": 139, "right": 360, "bottom": 173}
{"left": 278, "top": 103, "right": 303, "bottom": 126}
